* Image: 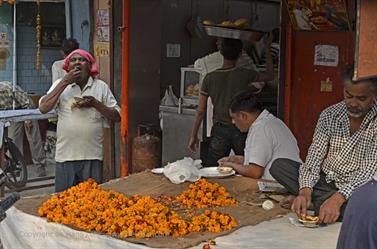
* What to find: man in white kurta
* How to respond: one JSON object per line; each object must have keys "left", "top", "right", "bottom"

{"left": 39, "top": 49, "right": 121, "bottom": 192}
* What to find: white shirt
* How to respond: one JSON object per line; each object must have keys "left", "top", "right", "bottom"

{"left": 41, "top": 77, "right": 120, "bottom": 162}
{"left": 51, "top": 59, "right": 66, "bottom": 84}
{"left": 244, "top": 110, "right": 302, "bottom": 181}
{"left": 194, "top": 51, "right": 258, "bottom": 82}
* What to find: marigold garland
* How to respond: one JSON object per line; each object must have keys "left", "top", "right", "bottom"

{"left": 38, "top": 179, "right": 238, "bottom": 239}
{"left": 35, "top": 0, "right": 41, "bottom": 70}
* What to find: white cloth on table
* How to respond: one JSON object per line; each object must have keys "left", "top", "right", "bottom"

{"left": 0, "top": 206, "right": 341, "bottom": 249}
{"left": 0, "top": 207, "right": 150, "bottom": 249}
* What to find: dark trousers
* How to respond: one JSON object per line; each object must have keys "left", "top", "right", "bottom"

{"left": 337, "top": 180, "right": 377, "bottom": 249}
{"left": 270, "top": 158, "right": 347, "bottom": 219}
{"left": 203, "top": 122, "right": 247, "bottom": 167}
{"left": 55, "top": 160, "right": 103, "bottom": 192}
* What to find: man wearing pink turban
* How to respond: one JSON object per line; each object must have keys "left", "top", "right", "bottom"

{"left": 39, "top": 49, "right": 121, "bottom": 192}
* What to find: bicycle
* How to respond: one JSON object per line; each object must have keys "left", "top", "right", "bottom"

{"left": 1, "top": 136, "right": 28, "bottom": 189}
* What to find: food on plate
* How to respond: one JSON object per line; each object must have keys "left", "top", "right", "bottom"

{"left": 217, "top": 18, "right": 249, "bottom": 29}
{"left": 217, "top": 166, "right": 233, "bottom": 174}
{"left": 219, "top": 20, "right": 235, "bottom": 27}
{"left": 176, "top": 179, "right": 237, "bottom": 208}
{"left": 299, "top": 214, "right": 319, "bottom": 228}
{"left": 202, "top": 20, "right": 214, "bottom": 25}
{"left": 233, "top": 18, "right": 250, "bottom": 28}
{"left": 299, "top": 214, "right": 319, "bottom": 223}
{"left": 71, "top": 96, "right": 90, "bottom": 110}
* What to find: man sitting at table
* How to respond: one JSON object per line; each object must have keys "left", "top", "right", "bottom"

{"left": 0, "top": 81, "right": 47, "bottom": 177}
{"left": 218, "top": 90, "right": 301, "bottom": 181}
{"left": 270, "top": 65, "right": 377, "bottom": 224}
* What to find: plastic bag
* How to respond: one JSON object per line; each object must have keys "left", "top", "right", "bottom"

{"left": 160, "top": 85, "right": 179, "bottom": 106}
{"left": 163, "top": 157, "right": 202, "bottom": 184}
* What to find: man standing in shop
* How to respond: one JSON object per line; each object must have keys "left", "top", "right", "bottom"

{"left": 39, "top": 49, "right": 121, "bottom": 192}
{"left": 188, "top": 35, "right": 274, "bottom": 167}
{"left": 51, "top": 38, "right": 79, "bottom": 84}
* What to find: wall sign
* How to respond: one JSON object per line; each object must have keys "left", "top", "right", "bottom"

{"left": 320, "top": 77, "right": 333, "bottom": 92}
{"left": 96, "top": 9, "right": 110, "bottom": 42}
{"left": 314, "top": 45, "right": 339, "bottom": 67}
{"left": 166, "top": 43, "right": 180, "bottom": 58}
{"left": 96, "top": 9, "right": 109, "bottom": 26}
{"left": 95, "top": 42, "right": 110, "bottom": 57}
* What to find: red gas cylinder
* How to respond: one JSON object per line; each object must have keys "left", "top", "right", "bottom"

{"left": 131, "top": 125, "right": 161, "bottom": 173}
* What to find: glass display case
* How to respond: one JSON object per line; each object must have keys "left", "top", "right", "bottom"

{"left": 180, "top": 67, "right": 202, "bottom": 106}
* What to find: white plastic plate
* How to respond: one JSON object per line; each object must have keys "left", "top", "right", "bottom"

{"left": 199, "top": 167, "right": 235, "bottom": 178}
{"left": 151, "top": 168, "right": 164, "bottom": 174}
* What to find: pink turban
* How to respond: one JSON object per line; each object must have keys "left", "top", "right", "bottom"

{"left": 62, "top": 49, "right": 99, "bottom": 77}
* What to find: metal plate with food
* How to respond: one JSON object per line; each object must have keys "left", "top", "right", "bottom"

{"left": 200, "top": 167, "right": 235, "bottom": 178}
{"left": 203, "top": 24, "right": 255, "bottom": 40}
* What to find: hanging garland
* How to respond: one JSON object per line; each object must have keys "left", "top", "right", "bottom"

{"left": 35, "top": 0, "right": 41, "bottom": 70}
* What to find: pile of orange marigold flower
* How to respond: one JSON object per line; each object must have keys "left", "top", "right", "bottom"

{"left": 38, "top": 179, "right": 237, "bottom": 238}
{"left": 176, "top": 179, "right": 237, "bottom": 208}
{"left": 189, "top": 210, "right": 237, "bottom": 233}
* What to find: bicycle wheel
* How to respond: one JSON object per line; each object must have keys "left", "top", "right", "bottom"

{"left": 3, "top": 138, "right": 28, "bottom": 189}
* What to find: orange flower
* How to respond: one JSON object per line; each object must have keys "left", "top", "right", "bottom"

{"left": 38, "top": 178, "right": 238, "bottom": 238}
{"left": 176, "top": 179, "right": 237, "bottom": 208}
